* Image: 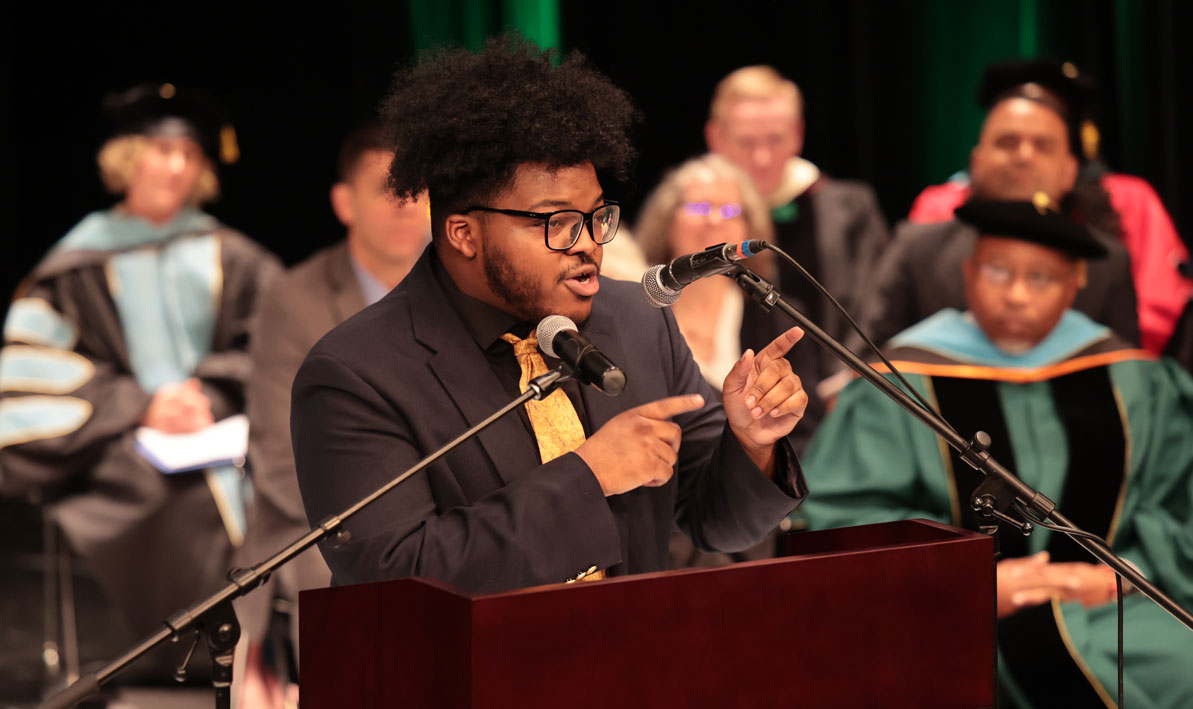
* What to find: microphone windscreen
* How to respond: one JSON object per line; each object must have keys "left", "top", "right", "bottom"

{"left": 535, "top": 315, "right": 578, "bottom": 359}
{"left": 641, "top": 265, "right": 680, "bottom": 308}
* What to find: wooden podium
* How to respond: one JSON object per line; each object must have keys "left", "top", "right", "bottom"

{"left": 300, "top": 519, "right": 994, "bottom": 708}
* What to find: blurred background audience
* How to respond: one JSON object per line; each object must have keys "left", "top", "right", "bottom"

{"left": 237, "top": 122, "right": 430, "bottom": 706}
{"left": 0, "top": 83, "right": 279, "bottom": 697}
{"left": 635, "top": 153, "right": 773, "bottom": 389}
{"left": 704, "top": 65, "right": 890, "bottom": 443}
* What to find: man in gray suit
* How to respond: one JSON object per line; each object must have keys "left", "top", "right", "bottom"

{"left": 237, "top": 123, "right": 429, "bottom": 697}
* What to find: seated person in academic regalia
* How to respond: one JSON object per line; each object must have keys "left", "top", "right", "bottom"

{"left": 863, "top": 60, "right": 1146, "bottom": 353}
{"left": 0, "top": 84, "right": 279, "bottom": 678}
{"left": 797, "top": 197, "right": 1193, "bottom": 708}
{"left": 892, "top": 58, "right": 1190, "bottom": 354}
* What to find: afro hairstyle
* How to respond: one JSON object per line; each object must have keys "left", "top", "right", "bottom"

{"left": 379, "top": 35, "right": 638, "bottom": 239}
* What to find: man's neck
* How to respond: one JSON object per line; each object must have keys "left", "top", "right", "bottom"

{"left": 430, "top": 246, "right": 524, "bottom": 347}
{"left": 347, "top": 235, "right": 417, "bottom": 289}
{"left": 434, "top": 242, "right": 514, "bottom": 316}
{"left": 116, "top": 201, "right": 183, "bottom": 226}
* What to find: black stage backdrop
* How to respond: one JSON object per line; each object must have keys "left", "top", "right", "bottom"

{"left": 2, "top": 0, "right": 1191, "bottom": 304}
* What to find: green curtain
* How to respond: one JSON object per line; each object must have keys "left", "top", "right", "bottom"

{"left": 408, "top": 0, "right": 561, "bottom": 53}
{"left": 909, "top": 0, "right": 1042, "bottom": 186}
{"left": 1112, "top": 0, "right": 1145, "bottom": 170}
{"left": 908, "top": 0, "right": 1163, "bottom": 192}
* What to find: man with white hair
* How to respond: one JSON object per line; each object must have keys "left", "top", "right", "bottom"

{"left": 705, "top": 65, "right": 889, "bottom": 450}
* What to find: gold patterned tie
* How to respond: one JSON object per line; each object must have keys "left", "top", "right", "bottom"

{"left": 501, "top": 332, "right": 587, "bottom": 463}
{"left": 501, "top": 331, "right": 604, "bottom": 581}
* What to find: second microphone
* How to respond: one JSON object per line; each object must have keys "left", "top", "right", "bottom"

{"left": 536, "top": 315, "right": 626, "bottom": 396}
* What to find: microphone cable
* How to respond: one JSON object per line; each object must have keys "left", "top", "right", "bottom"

{"left": 752, "top": 241, "right": 959, "bottom": 438}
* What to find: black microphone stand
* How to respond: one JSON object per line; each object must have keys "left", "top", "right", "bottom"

{"left": 38, "top": 369, "right": 571, "bottom": 709}
{"left": 727, "top": 264, "right": 1193, "bottom": 632}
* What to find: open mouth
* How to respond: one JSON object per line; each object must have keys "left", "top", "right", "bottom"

{"left": 563, "top": 267, "right": 600, "bottom": 297}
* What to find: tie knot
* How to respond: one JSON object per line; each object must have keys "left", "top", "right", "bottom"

{"left": 501, "top": 332, "right": 541, "bottom": 358}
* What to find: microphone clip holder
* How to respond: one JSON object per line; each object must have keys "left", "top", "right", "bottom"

{"left": 527, "top": 368, "right": 567, "bottom": 400}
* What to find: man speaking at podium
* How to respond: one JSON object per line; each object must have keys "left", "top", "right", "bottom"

{"left": 290, "top": 37, "right": 808, "bottom": 593}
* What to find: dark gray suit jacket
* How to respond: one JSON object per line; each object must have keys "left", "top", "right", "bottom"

{"left": 291, "top": 250, "right": 804, "bottom": 593}
{"left": 240, "top": 242, "right": 363, "bottom": 635}
{"left": 859, "top": 219, "right": 1140, "bottom": 349}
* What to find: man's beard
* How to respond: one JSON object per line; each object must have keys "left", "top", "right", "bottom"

{"left": 481, "top": 236, "right": 597, "bottom": 325}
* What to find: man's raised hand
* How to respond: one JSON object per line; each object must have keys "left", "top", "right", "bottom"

{"left": 721, "top": 326, "right": 808, "bottom": 474}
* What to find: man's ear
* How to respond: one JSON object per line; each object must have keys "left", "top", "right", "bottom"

{"left": 704, "top": 119, "right": 722, "bottom": 153}
{"left": 968, "top": 145, "right": 982, "bottom": 176}
{"left": 330, "top": 183, "right": 353, "bottom": 228}
{"left": 443, "top": 213, "right": 479, "bottom": 259}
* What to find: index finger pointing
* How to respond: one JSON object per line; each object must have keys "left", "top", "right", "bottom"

{"left": 754, "top": 327, "right": 805, "bottom": 367}
{"left": 633, "top": 394, "right": 706, "bottom": 420}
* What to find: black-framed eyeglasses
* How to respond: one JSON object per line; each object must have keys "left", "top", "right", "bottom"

{"left": 462, "top": 201, "right": 620, "bottom": 252}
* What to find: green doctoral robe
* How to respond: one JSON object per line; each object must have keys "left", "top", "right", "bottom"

{"left": 798, "top": 308, "right": 1193, "bottom": 709}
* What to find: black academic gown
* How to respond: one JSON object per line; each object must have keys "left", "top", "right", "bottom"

{"left": 0, "top": 227, "right": 279, "bottom": 638}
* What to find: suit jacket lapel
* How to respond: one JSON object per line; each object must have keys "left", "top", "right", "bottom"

{"left": 576, "top": 288, "right": 637, "bottom": 430}
{"left": 407, "top": 255, "right": 539, "bottom": 486}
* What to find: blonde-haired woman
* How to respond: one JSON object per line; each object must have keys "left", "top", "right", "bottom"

{"left": 636, "top": 154, "right": 784, "bottom": 569}
{"left": 635, "top": 154, "right": 774, "bottom": 390}
{"left": 0, "top": 84, "right": 279, "bottom": 685}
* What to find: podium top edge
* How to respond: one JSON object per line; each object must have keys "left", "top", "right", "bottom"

{"left": 301, "top": 519, "right": 990, "bottom": 602}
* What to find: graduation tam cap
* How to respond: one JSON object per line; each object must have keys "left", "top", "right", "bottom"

{"left": 102, "top": 83, "right": 239, "bottom": 164}
{"left": 955, "top": 193, "right": 1109, "bottom": 260}
{"left": 977, "top": 58, "right": 1101, "bottom": 160}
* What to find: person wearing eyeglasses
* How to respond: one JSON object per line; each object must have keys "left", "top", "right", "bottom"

{"left": 796, "top": 198, "right": 1193, "bottom": 709}
{"left": 634, "top": 154, "right": 774, "bottom": 391}
{"left": 636, "top": 154, "right": 806, "bottom": 569}
{"left": 288, "top": 37, "right": 809, "bottom": 595}
{"left": 861, "top": 60, "right": 1143, "bottom": 354}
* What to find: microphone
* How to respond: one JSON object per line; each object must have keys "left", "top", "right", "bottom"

{"left": 535, "top": 315, "right": 626, "bottom": 396}
{"left": 641, "top": 240, "right": 767, "bottom": 307}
